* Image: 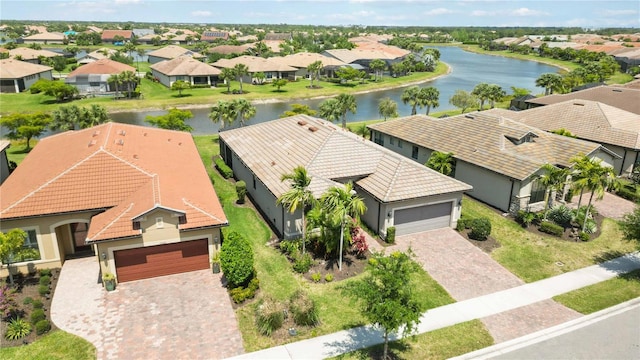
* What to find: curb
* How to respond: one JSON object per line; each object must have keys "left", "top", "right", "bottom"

{"left": 452, "top": 297, "right": 640, "bottom": 359}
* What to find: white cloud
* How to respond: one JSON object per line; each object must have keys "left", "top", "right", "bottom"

{"left": 511, "top": 8, "right": 548, "bottom": 17}
{"left": 424, "top": 8, "right": 454, "bottom": 16}
{"left": 471, "top": 10, "right": 495, "bottom": 17}
{"left": 55, "top": 1, "right": 116, "bottom": 14}
{"left": 603, "top": 9, "right": 638, "bottom": 16}
{"left": 191, "top": 10, "right": 212, "bottom": 17}
{"left": 114, "top": 0, "right": 141, "bottom": 4}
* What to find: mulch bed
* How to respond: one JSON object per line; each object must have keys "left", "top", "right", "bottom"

{"left": 1, "top": 269, "right": 60, "bottom": 347}
{"left": 461, "top": 230, "right": 501, "bottom": 254}
{"left": 302, "top": 249, "right": 369, "bottom": 283}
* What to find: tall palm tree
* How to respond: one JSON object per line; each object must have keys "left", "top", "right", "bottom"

{"left": 136, "top": 47, "right": 146, "bottom": 72}
{"left": 426, "top": 151, "right": 455, "bottom": 176}
{"left": 369, "top": 58, "right": 386, "bottom": 82}
{"left": 401, "top": 86, "right": 420, "bottom": 115}
{"left": 537, "top": 163, "right": 569, "bottom": 220}
{"left": 108, "top": 73, "right": 122, "bottom": 99}
{"left": 580, "top": 162, "right": 618, "bottom": 232}
{"left": 86, "top": 104, "right": 110, "bottom": 127}
{"left": 319, "top": 98, "right": 342, "bottom": 123}
{"left": 378, "top": 97, "right": 398, "bottom": 120}
{"left": 233, "top": 63, "right": 249, "bottom": 94}
{"left": 220, "top": 67, "right": 235, "bottom": 94}
{"left": 277, "top": 166, "right": 315, "bottom": 254}
{"left": 570, "top": 154, "right": 595, "bottom": 210}
{"left": 209, "top": 100, "right": 236, "bottom": 130}
{"left": 119, "top": 70, "right": 137, "bottom": 98}
{"left": 233, "top": 99, "right": 256, "bottom": 127}
{"left": 320, "top": 182, "right": 367, "bottom": 271}
{"left": 487, "top": 84, "right": 506, "bottom": 109}
{"left": 419, "top": 87, "right": 440, "bottom": 115}
{"left": 535, "top": 73, "right": 563, "bottom": 95}
{"left": 306, "top": 60, "right": 323, "bottom": 88}
{"left": 336, "top": 93, "right": 357, "bottom": 128}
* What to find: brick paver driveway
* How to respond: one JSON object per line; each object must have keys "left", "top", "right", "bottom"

{"left": 52, "top": 257, "right": 244, "bottom": 360}
{"left": 367, "top": 228, "right": 581, "bottom": 343}
{"left": 570, "top": 192, "right": 635, "bottom": 221}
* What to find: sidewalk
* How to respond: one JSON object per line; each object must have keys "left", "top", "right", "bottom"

{"left": 225, "top": 251, "right": 640, "bottom": 360}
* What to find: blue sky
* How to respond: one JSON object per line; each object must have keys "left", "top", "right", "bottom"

{"left": 1, "top": 0, "right": 638, "bottom": 28}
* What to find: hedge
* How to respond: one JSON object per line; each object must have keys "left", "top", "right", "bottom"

{"left": 539, "top": 221, "right": 564, "bottom": 237}
{"left": 214, "top": 156, "right": 233, "bottom": 178}
{"left": 469, "top": 217, "right": 491, "bottom": 240}
{"left": 385, "top": 226, "right": 396, "bottom": 244}
{"left": 616, "top": 187, "right": 640, "bottom": 203}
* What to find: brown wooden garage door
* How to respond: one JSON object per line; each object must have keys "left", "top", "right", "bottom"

{"left": 114, "top": 239, "right": 209, "bottom": 282}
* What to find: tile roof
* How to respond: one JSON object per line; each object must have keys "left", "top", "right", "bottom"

{"left": 525, "top": 85, "right": 640, "bottom": 115}
{"left": 212, "top": 55, "right": 297, "bottom": 73}
{"left": 9, "top": 48, "right": 59, "bottom": 60}
{"left": 150, "top": 56, "right": 221, "bottom": 76}
{"left": 0, "top": 59, "right": 52, "bottom": 79}
{"left": 323, "top": 48, "right": 404, "bottom": 63}
{"left": 201, "top": 31, "right": 229, "bottom": 41}
{"left": 280, "top": 52, "right": 347, "bottom": 68}
{"left": 207, "top": 44, "right": 254, "bottom": 55}
{"left": 101, "top": 30, "right": 133, "bottom": 40}
{"left": 147, "top": 45, "right": 204, "bottom": 60}
{"left": 368, "top": 113, "right": 608, "bottom": 181}
{"left": 491, "top": 100, "right": 640, "bottom": 150}
{"left": 354, "top": 42, "right": 411, "bottom": 58}
{"left": 0, "top": 123, "right": 227, "bottom": 241}
{"left": 219, "top": 116, "right": 471, "bottom": 203}
{"left": 67, "top": 59, "right": 136, "bottom": 77}
{"left": 22, "top": 32, "right": 66, "bottom": 41}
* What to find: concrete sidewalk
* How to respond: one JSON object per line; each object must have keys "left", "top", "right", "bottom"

{"left": 225, "top": 252, "right": 640, "bottom": 360}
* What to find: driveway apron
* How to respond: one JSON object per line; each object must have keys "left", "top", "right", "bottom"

{"left": 367, "top": 228, "right": 581, "bottom": 343}
{"left": 51, "top": 257, "right": 244, "bottom": 360}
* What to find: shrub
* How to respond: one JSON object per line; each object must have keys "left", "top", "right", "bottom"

{"left": 311, "top": 272, "right": 321, "bottom": 282}
{"left": 32, "top": 299, "right": 44, "bottom": 309}
{"left": 214, "top": 156, "right": 233, "bottom": 179}
{"left": 351, "top": 227, "right": 368, "bottom": 257}
{"left": 0, "top": 285, "right": 17, "bottom": 318}
{"left": 255, "top": 296, "right": 285, "bottom": 336}
{"left": 547, "top": 205, "right": 573, "bottom": 228}
{"left": 39, "top": 275, "right": 51, "bottom": 286}
{"left": 38, "top": 285, "right": 50, "bottom": 297}
{"left": 539, "top": 221, "right": 564, "bottom": 237}
{"left": 235, "top": 180, "right": 247, "bottom": 204}
{"left": 564, "top": 188, "right": 574, "bottom": 202}
{"left": 469, "top": 217, "right": 491, "bottom": 240}
{"left": 455, "top": 220, "right": 465, "bottom": 231}
{"left": 515, "top": 210, "right": 536, "bottom": 228}
{"left": 220, "top": 231, "right": 255, "bottom": 288}
{"left": 385, "top": 226, "right": 396, "bottom": 244}
{"left": 324, "top": 274, "right": 334, "bottom": 282}
{"left": 39, "top": 269, "right": 52, "bottom": 277}
{"left": 229, "top": 278, "right": 260, "bottom": 304}
{"left": 292, "top": 251, "right": 313, "bottom": 274}
{"left": 616, "top": 186, "right": 640, "bottom": 202}
{"left": 578, "top": 231, "right": 590, "bottom": 242}
{"left": 583, "top": 219, "right": 598, "bottom": 234}
{"left": 30, "top": 308, "right": 46, "bottom": 324}
{"left": 289, "top": 290, "right": 320, "bottom": 327}
{"left": 35, "top": 320, "right": 51, "bottom": 335}
{"left": 5, "top": 318, "right": 31, "bottom": 340}
{"left": 23, "top": 297, "right": 33, "bottom": 305}
{"left": 279, "top": 239, "right": 300, "bottom": 256}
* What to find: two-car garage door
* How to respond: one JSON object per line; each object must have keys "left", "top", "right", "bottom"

{"left": 114, "top": 239, "right": 209, "bottom": 282}
{"left": 394, "top": 202, "right": 452, "bottom": 236}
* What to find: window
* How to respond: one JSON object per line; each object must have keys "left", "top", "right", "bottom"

{"left": 390, "top": 136, "right": 395, "bottom": 145}
{"left": 398, "top": 140, "right": 403, "bottom": 149}
{"left": 155, "top": 217, "right": 164, "bottom": 229}
{"left": 13, "top": 229, "right": 41, "bottom": 262}
{"left": 411, "top": 146, "right": 419, "bottom": 159}
{"left": 530, "top": 180, "right": 546, "bottom": 204}
{"left": 253, "top": 176, "right": 257, "bottom": 190}
{"left": 373, "top": 132, "right": 384, "bottom": 146}
{"left": 89, "top": 82, "right": 100, "bottom": 87}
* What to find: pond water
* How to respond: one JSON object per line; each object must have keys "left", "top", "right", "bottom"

{"left": 110, "top": 46, "right": 558, "bottom": 134}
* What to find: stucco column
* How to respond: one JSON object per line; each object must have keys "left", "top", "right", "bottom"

{"left": 14, "top": 79, "right": 19, "bottom": 93}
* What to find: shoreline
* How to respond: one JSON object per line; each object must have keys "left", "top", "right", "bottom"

{"left": 459, "top": 44, "right": 572, "bottom": 72}
{"left": 107, "top": 64, "right": 453, "bottom": 114}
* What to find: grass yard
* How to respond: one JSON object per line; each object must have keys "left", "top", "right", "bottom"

{"left": 461, "top": 196, "right": 639, "bottom": 282}
{"left": 193, "top": 134, "right": 472, "bottom": 353}
{"left": 331, "top": 320, "right": 494, "bottom": 360}
{"left": 0, "top": 330, "right": 96, "bottom": 360}
{"left": 6, "top": 139, "right": 38, "bottom": 164}
{"left": 554, "top": 269, "right": 640, "bottom": 314}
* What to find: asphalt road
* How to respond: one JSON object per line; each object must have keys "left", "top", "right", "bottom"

{"left": 490, "top": 303, "right": 640, "bottom": 360}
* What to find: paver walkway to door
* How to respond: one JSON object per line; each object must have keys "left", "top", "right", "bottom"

{"left": 51, "top": 257, "right": 244, "bottom": 360}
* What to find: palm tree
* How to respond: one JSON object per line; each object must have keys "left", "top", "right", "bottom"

{"left": 378, "top": 97, "right": 398, "bottom": 120}
{"left": 401, "top": 86, "right": 420, "bottom": 115}
{"left": 537, "top": 163, "right": 569, "bottom": 220}
{"left": 108, "top": 73, "right": 122, "bottom": 99}
{"left": 426, "top": 151, "right": 455, "bottom": 176}
{"left": 487, "top": 84, "right": 506, "bottom": 109}
{"left": 535, "top": 73, "right": 563, "bottom": 95}
{"left": 306, "top": 60, "right": 323, "bottom": 88}
{"left": 209, "top": 100, "right": 236, "bottom": 130}
{"left": 419, "top": 87, "right": 439, "bottom": 115}
{"left": 220, "top": 67, "right": 235, "bottom": 94}
{"left": 277, "top": 166, "right": 315, "bottom": 254}
{"left": 233, "top": 63, "right": 249, "bottom": 94}
{"left": 319, "top": 98, "right": 342, "bottom": 123}
{"left": 320, "top": 182, "right": 367, "bottom": 271}
{"left": 580, "top": 161, "right": 618, "bottom": 232}
{"left": 136, "top": 47, "right": 146, "bottom": 72}
{"left": 336, "top": 93, "right": 357, "bottom": 128}
{"left": 85, "top": 104, "right": 110, "bottom": 127}
{"left": 471, "top": 83, "right": 491, "bottom": 110}
{"left": 570, "top": 154, "right": 595, "bottom": 210}
{"left": 120, "top": 70, "right": 137, "bottom": 98}
{"left": 369, "top": 58, "right": 386, "bottom": 82}
{"left": 233, "top": 99, "right": 256, "bottom": 127}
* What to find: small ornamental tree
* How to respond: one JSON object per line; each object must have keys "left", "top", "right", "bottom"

{"left": 145, "top": 108, "right": 194, "bottom": 131}
{"left": 171, "top": 80, "right": 191, "bottom": 97}
{"left": 620, "top": 206, "right": 640, "bottom": 242}
{"left": 0, "top": 229, "right": 29, "bottom": 286}
{"left": 220, "top": 231, "right": 254, "bottom": 288}
{"left": 344, "top": 251, "right": 426, "bottom": 360}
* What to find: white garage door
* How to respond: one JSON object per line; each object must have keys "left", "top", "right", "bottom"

{"left": 394, "top": 202, "right": 452, "bottom": 235}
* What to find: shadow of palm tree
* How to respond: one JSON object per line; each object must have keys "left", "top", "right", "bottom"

{"left": 325, "top": 325, "right": 412, "bottom": 359}
{"left": 594, "top": 251, "right": 640, "bottom": 275}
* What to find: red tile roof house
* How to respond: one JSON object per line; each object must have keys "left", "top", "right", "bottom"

{"left": 0, "top": 58, "right": 53, "bottom": 93}
{"left": 0, "top": 123, "right": 227, "bottom": 284}
{"left": 101, "top": 30, "right": 133, "bottom": 44}
{"left": 65, "top": 58, "right": 136, "bottom": 95}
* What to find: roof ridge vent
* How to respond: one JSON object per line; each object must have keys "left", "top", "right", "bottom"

{"left": 88, "top": 139, "right": 97, "bottom": 147}
{"left": 309, "top": 126, "right": 318, "bottom": 132}
{"left": 119, "top": 130, "right": 126, "bottom": 135}
{"left": 465, "top": 115, "right": 475, "bottom": 119}
{"left": 573, "top": 102, "right": 585, "bottom": 106}
{"left": 92, "top": 130, "right": 101, "bottom": 136}
{"left": 115, "top": 139, "right": 124, "bottom": 145}
{"left": 297, "top": 120, "right": 308, "bottom": 126}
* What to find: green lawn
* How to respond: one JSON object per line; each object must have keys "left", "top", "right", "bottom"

{"left": 461, "top": 196, "right": 639, "bottom": 282}
{"left": 554, "top": 269, "right": 640, "bottom": 314}
{"left": 0, "top": 330, "right": 96, "bottom": 360}
{"left": 6, "top": 139, "right": 37, "bottom": 164}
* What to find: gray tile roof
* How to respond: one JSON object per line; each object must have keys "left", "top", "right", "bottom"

{"left": 491, "top": 99, "right": 640, "bottom": 150}
{"left": 220, "top": 116, "right": 471, "bottom": 202}
{"left": 525, "top": 85, "right": 640, "bottom": 115}
{"left": 0, "top": 59, "right": 52, "bottom": 79}
{"left": 368, "top": 112, "right": 609, "bottom": 181}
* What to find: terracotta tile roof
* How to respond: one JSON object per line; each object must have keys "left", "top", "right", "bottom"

{"left": 67, "top": 59, "right": 136, "bottom": 77}
{"left": 280, "top": 52, "right": 347, "bottom": 68}
{"left": 9, "top": 48, "right": 59, "bottom": 61}
{"left": 492, "top": 100, "right": 640, "bottom": 150}
{"left": 368, "top": 113, "right": 608, "bottom": 181}
{"left": 220, "top": 116, "right": 471, "bottom": 203}
{"left": 147, "top": 45, "right": 204, "bottom": 60}
{"left": 525, "top": 85, "right": 640, "bottom": 115}
{"left": 0, "top": 123, "right": 227, "bottom": 241}
{"left": 101, "top": 30, "right": 133, "bottom": 40}
{"left": 212, "top": 55, "right": 297, "bottom": 73}
{"left": 0, "top": 59, "right": 52, "bottom": 79}
{"left": 150, "top": 56, "right": 221, "bottom": 76}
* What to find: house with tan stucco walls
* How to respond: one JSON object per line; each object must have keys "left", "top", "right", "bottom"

{"left": 0, "top": 123, "right": 227, "bottom": 284}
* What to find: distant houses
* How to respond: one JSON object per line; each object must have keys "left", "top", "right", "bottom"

{"left": 65, "top": 59, "right": 136, "bottom": 94}
{"left": 147, "top": 45, "right": 205, "bottom": 64}
{"left": 150, "top": 56, "right": 220, "bottom": 88}
{"left": 0, "top": 58, "right": 53, "bottom": 93}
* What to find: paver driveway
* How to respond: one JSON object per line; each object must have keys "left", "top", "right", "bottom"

{"left": 367, "top": 228, "right": 581, "bottom": 343}
{"left": 51, "top": 257, "right": 244, "bottom": 360}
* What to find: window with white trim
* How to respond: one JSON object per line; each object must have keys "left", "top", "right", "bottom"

{"left": 10, "top": 229, "right": 42, "bottom": 262}
{"left": 155, "top": 217, "right": 164, "bottom": 229}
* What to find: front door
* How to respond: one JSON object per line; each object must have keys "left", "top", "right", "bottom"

{"left": 71, "top": 222, "right": 90, "bottom": 252}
